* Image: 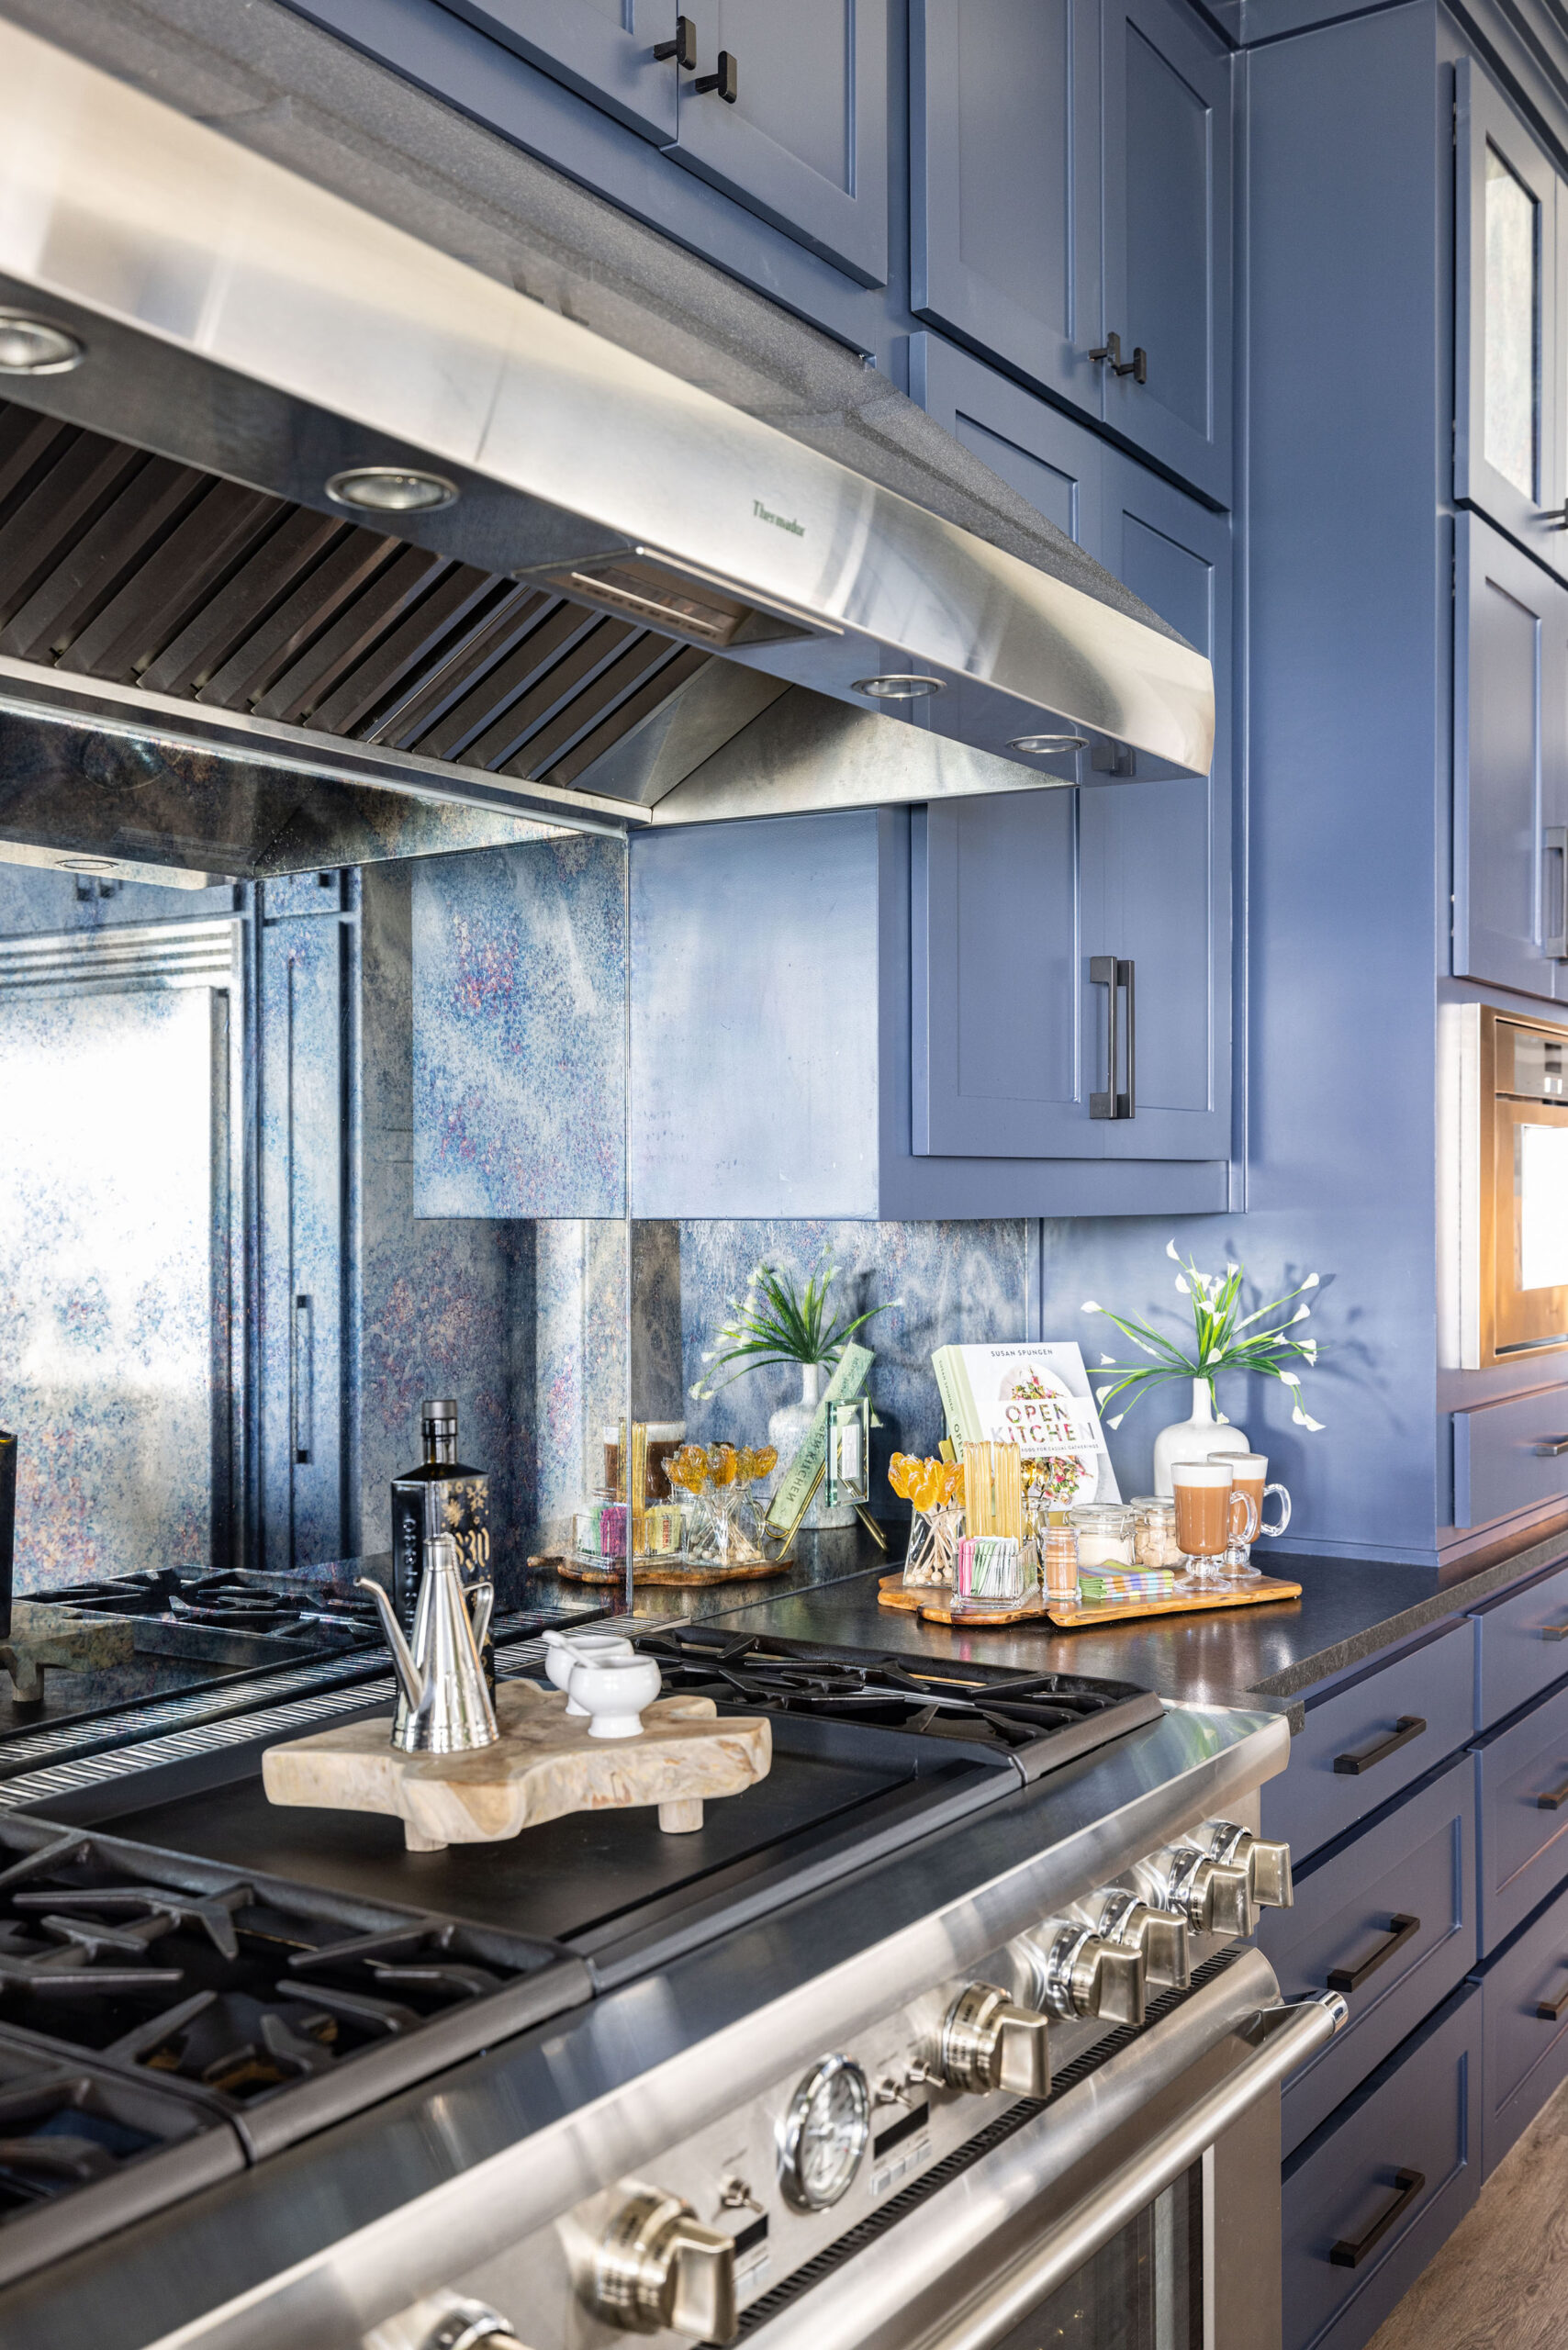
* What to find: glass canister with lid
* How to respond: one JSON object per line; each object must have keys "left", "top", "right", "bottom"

{"left": 1066, "top": 1502, "right": 1136, "bottom": 1571}
{"left": 1130, "top": 1495, "right": 1183, "bottom": 1571}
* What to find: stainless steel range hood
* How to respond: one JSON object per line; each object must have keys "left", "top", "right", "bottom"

{"left": 0, "top": 20, "right": 1213, "bottom": 880}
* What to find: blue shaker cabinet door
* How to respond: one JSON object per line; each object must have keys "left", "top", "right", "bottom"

{"left": 1082, "top": 455, "right": 1231, "bottom": 1159}
{"left": 913, "top": 791, "right": 1101, "bottom": 1160}
{"left": 1455, "top": 60, "right": 1562, "bottom": 575}
{"left": 667, "top": 0, "right": 888, "bottom": 285}
{"left": 910, "top": 333, "right": 1106, "bottom": 560}
{"left": 436, "top": 0, "right": 679, "bottom": 142}
{"left": 1454, "top": 511, "right": 1568, "bottom": 1002}
{"left": 911, "top": 0, "right": 1103, "bottom": 416}
{"left": 1101, "top": 0, "right": 1232, "bottom": 503}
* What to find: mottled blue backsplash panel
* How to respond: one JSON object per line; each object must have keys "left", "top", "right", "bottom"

{"left": 412, "top": 837, "right": 627, "bottom": 1219}
{"left": 676, "top": 1221, "right": 1028, "bottom": 1494}
{"left": 0, "top": 986, "right": 217, "bottom": 1587}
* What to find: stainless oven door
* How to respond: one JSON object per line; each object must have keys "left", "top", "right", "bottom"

{"left": 746, "top": 1950, "right": 1345, "bottom": 2350}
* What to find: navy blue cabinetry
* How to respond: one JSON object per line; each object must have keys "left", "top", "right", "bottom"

{"left": 666, "top": 0, "right": 889, "bottom": 284}
{"left": 1453, "top": 511, "right": 1568, "bottom": 1003}
{"left": 434, "top": 0, "right": 679, "bottom": 141}
{"left": 913, "top": 0, "right": 1230, "bottom": 498}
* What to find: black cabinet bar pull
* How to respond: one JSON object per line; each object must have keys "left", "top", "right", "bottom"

{"left": 1536, "top": 1774, "right": 1568, "bottom": 1810}
{"left": 1536, "top": 1973, "right": 1568, "bottom": 2021}
{"left": 1327, "top": 1914, "right": 1420, "bottom": 1994}
{"left": 1089, "top": 332, "right": 1148, "bottom": 383}
{"left": 1089, "top": 957, "right": 1136, "bottom": 1120}
{"left": 1333, "top": 1716, "right": 1426, "bottom": 1775}
{"left": 1328, "top": 2170, "right": 1425, "bottom": 2268}
{"left": 654, "top": 17, "right": 697, "bottom": 67}
{"left": 693, "top": 50, "right": 738, "bottom": 99}
{"left": 1541, "top": 1620, "right": 1568, "bottom": 1640}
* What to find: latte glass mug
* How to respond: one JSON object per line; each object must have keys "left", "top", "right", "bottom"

{"left": 1171, "top": 1460, "right": 1259, "bottom": 1583}
{"left": 1208, "top": 1451, "right": 1291, "bottom": 1579}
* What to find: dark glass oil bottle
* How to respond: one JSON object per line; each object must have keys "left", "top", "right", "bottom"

{"left": 389, "top": 1399, "right": 493, "bottom": 1689}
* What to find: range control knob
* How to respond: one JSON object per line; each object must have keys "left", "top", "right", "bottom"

{"left": 1192, "top": 1818, "right": 1294, "bottom": 1909}
{"left": 1139, "top": 1846, "right": 1253, "bottom": 1940}
{"left": 420, "top": 2307, "right": 530, "bottom": 2350}
{"left": 590, "top": 2191, "right": 738, "bottom": 2343}
{"left": 1028, "top": 1922, "right": 1146, "bottom": 2027}
{"left": 1075, "top": 1887, "right": 1191, "bottom": 1991}
{"left": 938, "top": 1980, "right": 1051, "bottom": 2097}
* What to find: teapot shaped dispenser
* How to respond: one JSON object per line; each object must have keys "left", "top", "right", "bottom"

{"left": 358, "top": 1535, "right": 498, "bottom": 1754}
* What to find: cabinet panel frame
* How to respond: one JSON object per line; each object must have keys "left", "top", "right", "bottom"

{"left": 910, "top": 0, "right": 1103, "bottom": 413}
{"left": 1455, "top": 56, "right": 1562, "bottom": 566}
{"left": 436, "top": 0, "right": 678, "bottom": 143}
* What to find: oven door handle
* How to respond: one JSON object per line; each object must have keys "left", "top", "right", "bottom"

{"left": 913, "top": 1993, "right": 1347, "bottom": 2350}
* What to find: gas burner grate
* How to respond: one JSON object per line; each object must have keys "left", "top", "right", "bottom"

{"left": 48, "top": 1570, "right": 386, "bottom": 1646}
{"left": 0, "top": 1824, "right": 590, "bottom": 2159}
{"left": 632, "top": 1628, "right": 1163, "bottom": 1768}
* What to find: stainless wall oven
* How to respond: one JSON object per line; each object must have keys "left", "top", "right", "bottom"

{"left": 1454, "top": 1002, "right": 1568, "bottom": 1365}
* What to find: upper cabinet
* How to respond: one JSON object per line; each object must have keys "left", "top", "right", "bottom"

{"left": 912, "top": 0, "right": 1232, "bottom": 503}
{"left": 667, "top": 0, "right": 889, "bottom": 284}
{"left": 439, "top": 0, "right": 679, "bottom": 141}
{"left": 1455, "top": 60, "right": 1564, "bottom": 573}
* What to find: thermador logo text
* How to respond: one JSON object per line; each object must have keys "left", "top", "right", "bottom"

{"left": 753, "top": 498, "right": 805, "bottom": 536}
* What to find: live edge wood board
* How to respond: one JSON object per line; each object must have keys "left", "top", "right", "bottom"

{"left": 877, "top": 1572, "right": 1303, "bottom": 1629}
{"left": 262, "top": 1680, "right": 771, "bottom": 1852}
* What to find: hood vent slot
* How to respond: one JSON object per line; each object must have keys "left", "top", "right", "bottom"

{"left": 0, "top": 401, "right": 710, "bottom": 793}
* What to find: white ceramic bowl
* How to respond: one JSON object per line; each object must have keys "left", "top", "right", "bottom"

{"left": 543, "top": 1630, "right": 634, "bottom": 1716}
{"left": 567, "top": 1654, "right": 663, "bottom": 1740}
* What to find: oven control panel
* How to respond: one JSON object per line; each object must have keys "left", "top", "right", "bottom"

{"left": 367, "top": 1819, "right": 1291, "bottom": 2350}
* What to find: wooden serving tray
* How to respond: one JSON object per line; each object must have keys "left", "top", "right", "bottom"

{"left": 535, "top": 1551, "right": 789, "bottom": 1588}
{"left": 263, "top": 1678, "right": 771, "bottom": 1852}
{"left": 877, "top": 1570, "right": 1303, "bottom": 1629}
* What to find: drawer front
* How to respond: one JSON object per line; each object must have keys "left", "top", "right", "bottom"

{"left": 1260, "top": 1754, "right": 1474, "bottom": 2156}
{"left": 1262, "top": 1626, "right": 1471, "bottom": 1861}
{"left": 1472, "top": 1553, "right": 1568, "bottom": 1729}
{"left": 1282, "top": 1984, "right": 1481, "bottom": 2350}
{"left": 1475, "top": 1675, "right": 1568, "bottom": 1951}
{"left": 1479, "top": 1874, "right": 1568, "bottom": 2176}
{"left": 1454, "top": 1386, "right": 1568, "bottom": 1533}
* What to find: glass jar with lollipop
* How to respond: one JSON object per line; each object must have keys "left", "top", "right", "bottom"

{"left": 891, "top": 1453, "right": 966, "bottom": 1586}
{"left": 732, "top": 1444, "right": 778, "bottom": 1559}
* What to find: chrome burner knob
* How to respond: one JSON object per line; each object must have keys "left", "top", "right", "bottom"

{"left": 1193, "top": 1818, "right": 1294, "bottom": 1909}
{"left": 420, "top": 2307, "right": 529, "bottom": 2350}
{"left": 1075, "top": 1886, "right": 1191, "bottom": 1991}
{"left": 589, "top": 2190, "right": 737, "bottom": 2342}
{"left": 1140, "top": 1845, "right": 1253, "bottom": 1940}
{"left": 1028, "top": 1921, "right": 1146, "bottom": 2026}
{"left": 937, "top": 1980, "right": 1051, "bottom": 2096}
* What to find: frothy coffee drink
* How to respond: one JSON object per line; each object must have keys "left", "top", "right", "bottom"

{"left": 1172, "top": 1461, "right": 1238, "bottom": 1557}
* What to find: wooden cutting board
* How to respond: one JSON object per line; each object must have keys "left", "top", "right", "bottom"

{"left": 262, "top": 1677, "right": 771, "bottom": 1852}
{"left": 876, "top": 1570, "right": 1303, "bottom": 1628}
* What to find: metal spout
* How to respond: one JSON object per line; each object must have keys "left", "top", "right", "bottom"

{"left": 355, "top": 1575, "right": 425, "bottom": 1716}
{"left": 364, "top": 1535, "right": 498, "bottom": 1756}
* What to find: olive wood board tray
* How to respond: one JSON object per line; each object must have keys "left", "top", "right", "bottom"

{"left": 533, "top": 1551, "right": 789, "bottom": 1587}
{"left": 262, "top": 1678, "right": 772, "bottom": 1852}
{"left": 876, "top": 1570, "right": 1303, "bottom": 1628}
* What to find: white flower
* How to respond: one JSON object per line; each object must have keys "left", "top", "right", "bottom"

{"left": 1303, "top": 1271, "right": 1320, "bottom": 1289}
{"left": 1100, "top": 1353, "right": 1116, "bottom": 1365}
{"left": 1107, "top": 1413, "right": 1125, "bottom": 1429}
{"left": 1174, "top": 1274, "right": 1190, "bottom": 1294}
{"left": 1215, "top": 1411, "right": 1229, "bottom": 1424}
{"left": 1081, "top": 1299, "right": 1102, "bottom": 1313}
{"left": 1166, "top": 1240, "right": 1181, "bottom": 1261}
{"left": 1292, "top": 1303, "right": 1312, "bottom": 1324}
{"left": 688, "top": 1382, "right": 705, "bottom": 1398}
{"left": 1226, "top": 1261, "right": 1240, "bottom": 1276}
{"left": 700, "top": 1349, "right": 715, "bottom": 1363}
{"left": 1298, "top": 1340, "right": 1318, "bottom": 1363}
{"left": 1292, "top": 1406, "right": 1326, "bottom": 1431}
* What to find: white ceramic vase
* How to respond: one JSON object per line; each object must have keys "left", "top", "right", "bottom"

{"left": 1151, "top": 1380, "right": 1249, "bottom": 1499}
{"left": 768, "top": 1361, "right": 857, "bottom": 1532}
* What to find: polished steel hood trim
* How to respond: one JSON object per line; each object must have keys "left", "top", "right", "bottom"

{"left": 0, "top": 21, "right": 1213, "bottom": 799}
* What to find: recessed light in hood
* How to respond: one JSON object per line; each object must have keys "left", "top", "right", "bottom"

{"left": 855, "top": 675, "right": 945, "bottom": 700}
{"left": 326, "top": 466, "right": 458, "bottom": 514}
{"left": 1011, "top": 732, "right": 1091, "bottom": 755}
{"left": 0, "top": 316, "right": 84, "bottom": 376}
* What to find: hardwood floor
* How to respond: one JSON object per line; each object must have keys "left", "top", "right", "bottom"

{"left": 1366, "top": 2075, "right": 1568, "bottom": 2350}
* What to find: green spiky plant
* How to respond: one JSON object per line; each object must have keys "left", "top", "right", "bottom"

{"left": 1081, "top": 1240, "right": 1324, "bottom": 1431}
{"left": 689, "top": 1256, "right": 901, "bottom": 1399}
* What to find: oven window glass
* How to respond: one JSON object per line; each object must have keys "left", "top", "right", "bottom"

{"left": 989, "top": 2163, "right": 1204, "bottom": 2350}
{"left": 1517, "top": 1123, "right": 1568, "bottom": 1289}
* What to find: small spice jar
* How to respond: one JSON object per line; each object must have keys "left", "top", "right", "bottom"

{"left": 1067, "top": 1502, "right": 1136, "bottom": 1571}
{"left": 1130, "top": 1495, "right": 1182, "bottom": 1571}
{"left": 1041, "top": 1523, "right": 1080, "bottom": 1602}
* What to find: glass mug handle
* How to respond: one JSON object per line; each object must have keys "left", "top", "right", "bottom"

{"left": 1227, "top": 1488, "right": 1260, "bottom": 1545}
{"left": 1260, "top": 1483, "right": 1291, "bottom": 1537}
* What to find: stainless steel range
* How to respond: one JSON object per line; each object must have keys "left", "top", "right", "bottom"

{"left": 0, "top": 1629, "right": 1336, "bottom": 2350}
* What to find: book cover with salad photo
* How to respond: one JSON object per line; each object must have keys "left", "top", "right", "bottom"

{"left": 932, "top": 1342, "right": 1121, "bottom": 1507}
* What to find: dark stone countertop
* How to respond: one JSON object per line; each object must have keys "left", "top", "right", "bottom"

{"left": 558, "top": 1516, "right": 1568, "bottom": 1729}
